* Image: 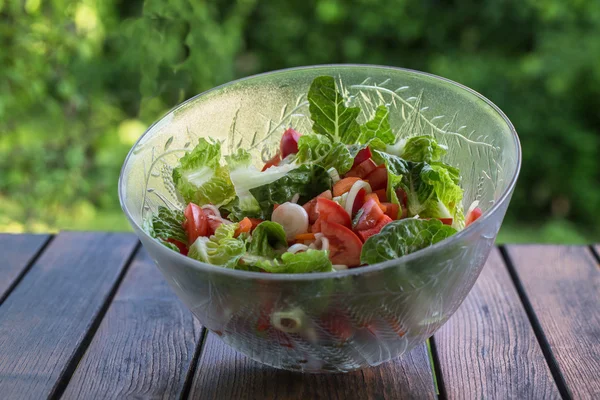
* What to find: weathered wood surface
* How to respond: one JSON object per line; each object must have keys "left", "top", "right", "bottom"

{"left": 433, "top": 248, "right": 560, "bottom": 399}
{"left": 0, "top": 232, "right": 138, "bottom": 400}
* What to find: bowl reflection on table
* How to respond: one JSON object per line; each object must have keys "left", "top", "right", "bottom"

{"left": 119, "top": 65, "right": 520, "bottom": 372}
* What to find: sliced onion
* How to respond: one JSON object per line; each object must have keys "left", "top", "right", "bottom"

{"left": 327, "top": 167, "right": 340, "bottom": 183}
{"left": 287, "top": 243, "right": 309, "bottom": 254}
{"left": 311, "top": 233, "right": 329, "bottom": 251}
{"left": 201, "top": 204, "right": 221, "bottom": 217}
{"left": 271, "top": 308, "right": 305, "bottom": 333}
{"left": 467, "top": 200, "right": 480, "bottom": 214}
{"left": 332, "top": 264, "right": 348, "bottom": 271}
{"left": 344, "top": 180, "right": 372, "bottom": 217}
{"left": 290, "top": 193, "right": 300, "bottom": 204}
{"left": 208, "top": 215, "right": 233, "bottom": 224}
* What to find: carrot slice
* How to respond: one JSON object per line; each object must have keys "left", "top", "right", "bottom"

{"left": 333, "top": 177, "right": 361, "bottom": 197}
{"left": 295, "top": 233, "right": 316, "bottom": 241}
{"left": 234, "top": 217, "right": 252, "bottom": 237}
{"left": 365, "top": 193, "right": 387, "bottom": 213}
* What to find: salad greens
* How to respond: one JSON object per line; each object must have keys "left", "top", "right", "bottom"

{"left": 146, "top": 75, "right": 482, "bottom": 274}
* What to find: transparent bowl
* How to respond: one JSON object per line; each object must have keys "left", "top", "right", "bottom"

{"left": 119, "top": 65, "right": 520, "bottom": 372}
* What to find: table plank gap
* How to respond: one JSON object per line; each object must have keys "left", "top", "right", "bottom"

{"left": 187, "top": 333, "right": 437, "bottom": 400}
{"left": 502, "top": 245, "right": 600, "bottom": 399}
{"left": 590, "top": 245, "right": 600, "bottom": 266}
{"left": 433, "top": 247, "right": 560, "bottom": 399}
{"left": 60, "top": 246, "right": 203, "bottom": 400}
{"left": 179, "top": 328, "right": 208, "bottom": 400}
{"left": 0, "top": 234, "right": 53, "bottom": 305}
{"left": 428, "top": 337, "right": 447, "bottom": 400}
{"left": 0, "top": 232, "right": 139, "bottom": 400}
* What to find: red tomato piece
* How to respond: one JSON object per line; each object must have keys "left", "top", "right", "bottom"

{"left": 302, "top": 190, "right": 333, "bottom": 224}
{"left": 312, "top": 198, "right": 352, "bottom": 233}
{"left": 357, "top": 214, "right": 393, "bottom": 242}
{"left": 248, "top": 218, "right": 264, "bottom": 231}
{"left": 374, "top": 189, "right": 388, "bottom": 202}
{"left": 352, "top": 188, "right": 367, "bottom": 215}
{"left": 280, "top": 128, "right": 301, "bottom": 159}
{"left": 365, "top": 165, "right": 388, "bottom": 191}
{"left": 439, "top": 217, "right": 453, "bottom": 226}
{"left": 166, "top": 238, "right": 188, "bottom": 256}
{"left": 382, "top": 202, "right": 400, "bottom": 220}
{"left": 320, "top": 221, "right": 363, "bottom": 267}
{"left": 345, "top": 158, "right": 377, "bottom": 179}
{"left": 321, "top": 312, "right": 354, "bottom": 342}
{"left": 465, "top": 207, "right": 483, "bottom": 226}
{"left": 184, "top": 203, "right": 209, "bottom": 244}
{"left": 354, "top": 198, "right": 386, "bottom": 231}
{"left": 352, "top": 147, "right": 372, "bottom": 168}
{"left": 262, "top": 153, "right": 282, "bottom": 171}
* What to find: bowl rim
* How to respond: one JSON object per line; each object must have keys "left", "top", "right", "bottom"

{"left": 119, "top": 63, "right": 521, "bottom": 281}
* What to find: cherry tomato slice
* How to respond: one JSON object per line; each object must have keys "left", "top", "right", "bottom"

{"left": 280, "top": 128, "right": 301, "bottom": 159}
{"left": 302, "top": 190, "right": 333, "bottom": 224}
{"left": 357, "top": 214, "right": 393, "bottom": 242}
{"left": 465, "top": 207, "right": 483, "bottom": 226}
{"left": 312, "top": 197, "right": 352, "bottom": 233}
{"left": 352, "top": 188, "right": 367, "bottom": 215}
{"left": 345, "top": 158, "right": 377, "bottom": 179}
{"left": 262, "top": 153, "right": 282, "bottom": 171}
{"left": 352, "top": 147, "right": 372, "bottom": 168}
{"left": 320, "top": 221, "right": 363, "bottom": 267}
{"left": 365, "top": 165, "right": 388, "bottom": 191}
{"left": 166, "top": 238, "right": 188, "bottom": 256}
{"left": 184, "top": 203, "right": 209, "bottom": 244}
{"left": 354, "top": 198, "right": 386, "bottom": 231}
{"left": 439, "top": 217, "right": 453, "bottom": 226}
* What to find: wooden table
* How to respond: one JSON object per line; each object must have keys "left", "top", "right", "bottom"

{"left": 1, "top": 233, "right": 599, "bottom": 399}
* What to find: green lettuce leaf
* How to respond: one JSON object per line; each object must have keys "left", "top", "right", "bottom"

{"left": 249, "top": 164, "right": 332, "bottom": 218}
{"left": 188, "top": 222, "right": 246, "bottom": 268}
{"left": 148, "top": 206, "right": 187, "bottom": 245}
{"left": 398, "top": 135, "right": 447, "bottom": 163}
{"left": 172, "top": 138, "right": 235, "bottom": 207}
{"left": 308, "top": 76, "right": 361, "bottom": 144}
{"left": 360, "top": 219, "right": 457, "bottom": 264}
{"left": 255, "top": 249, "right": 333, "bottom": 273}
{"left": 359, "top": 105, "right": 395, "bottom": 145}
{"left": 296, "top": 134, "right": 354, "bottom": 174}
{"left": 242, "top": 221, "right": 288, "bottom": 266}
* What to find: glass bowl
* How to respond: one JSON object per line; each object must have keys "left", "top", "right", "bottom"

{"left": 119, "top": 65, "right": 520, "bottom": 372}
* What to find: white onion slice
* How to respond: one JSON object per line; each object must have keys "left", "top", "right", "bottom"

{"left": 467, "top": 200, "right": 480, "bottom": 214}
{"left": 311, "top": 233, "right": 329, "bottom": 251}
{"left": 332, "top": 264, "right": 348, "bottom": 271}
{"left": 344, "top": 180, "right": 372, "bottom": 217}
{"left": 290, "top": 193, "right": 300, "bottom": 204}
{"left": 201, "top": 204, "right": 221, "bottom": 217}
{"left": 271, "top": 202, "right": 309, "bottom": 241}
{"left": 327, "top": 167, "right": 340, "bottom": 183}
{"left": 287, "top": 243, "right": 309, "bottom": 254}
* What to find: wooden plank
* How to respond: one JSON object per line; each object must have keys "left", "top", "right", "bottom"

{"left": 0, "top": 234, "right": 51, "bottom": 303}
{"left": 433, "top": 248, "right": 560, "bottom": 399}
{"left": 0, "top": 232, "right": 138, "bottom": 400}
{"left": 189, "top": 333, "right": 436, "bottom": 400}
{"left": 505, "top": 245, "right": 600, "bottom": 399}
{"left": 61, "top": 247, "right": 203, "bottom": 399}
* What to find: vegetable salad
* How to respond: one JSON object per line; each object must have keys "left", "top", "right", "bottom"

{"left": 146, "top": 76, "right": 482, "bottom": 273}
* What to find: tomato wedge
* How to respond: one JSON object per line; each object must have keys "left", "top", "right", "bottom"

{"left": 352, "top": 188, "right": 367, "bottom": 215}
{"left": 166, "top": 238, "right": 188, "bottom": 256}
{"left": 354, "top": 198, "right": 386, "bottom": 231}
{"left": 184, "top": 203, "right": 209, "bottom": 244}
{"left": 302, "top": 190, "right": 333, "bottom": 224}
{"left": 465, "top": 207, "right": 483, "bottom": 226}
{"left": 345, "top": 158, "right": 377, "bottom": 179}
{"left": 312, "top": 198, "right": 352, "bottom": 233}
{"left": 356, "top": 214, "right": 392, "bottom": 242}
{"left": 352, "top": 147, "right": 372, "bottom": 168}
{"left": 280, "top": 128, "right": 301, "bottom": 159}
{"left": 382, "top": 202, "right": 400, "bottom": 220}
{"left": 320, "top": 221, "right": 363, "bottom": 267}
{"left": 262, "top": 153, "right": 282, "bottom": 171}
{"left": 439, "top": 217, "right": 453, "bottom": 226}
{"left": 365, "top": 165, "right": 388, "bottom": 191}
{"left": 374, "top": 189, "right": 388, "bottom": 202}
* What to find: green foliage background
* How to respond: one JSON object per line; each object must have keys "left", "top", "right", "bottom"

{"left": 1, "top": 0, "right": 599, "bottom": 243}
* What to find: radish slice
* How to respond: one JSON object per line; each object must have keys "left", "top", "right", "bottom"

{"left": 287, "top": 243, "right": 309, "bottom": 254}
{"left": 344, "top": 180, "right": 372, "bottom": 217}
{"left": 271, "top": 202, "right": 309, "bottom": 241}
{"left": 201, "top": 204, "right": 221, "bottom": 217}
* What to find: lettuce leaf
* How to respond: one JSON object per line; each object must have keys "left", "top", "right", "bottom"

{"left": 188, "top": 222, "right": 246, "bottom": 268}
{"left": 255, "top": 249, "right": 333, "bottom": 273}
{"left": 249, "top": 164, "right": 332, "bottom": 218}
{"left": 172, "top": 138, "right": 235, "bottom": 207}
{"left": 241, "top": 221, "right": 288, "bottom": 266}
{"left": 147, "top": 206, "right": 187, "bottom": 245}
{"left": 399, "top": 135, "right": 447, "bottom": 163}
{"left": 308, "top": 76, "right": 361, "bottom": 144}
{"left": 359, "top": 105, "right": 395, "bottom": 145}
{"left": 360, "top": 219, "right": 457, "bottom": 264}
{"left": 296, "top": 134, "right": 355, "bottom": 174}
